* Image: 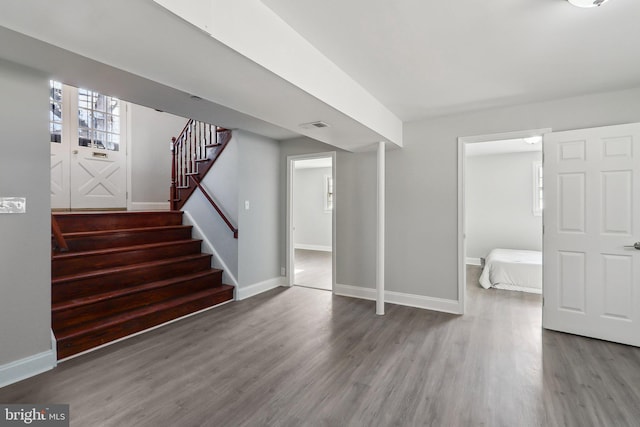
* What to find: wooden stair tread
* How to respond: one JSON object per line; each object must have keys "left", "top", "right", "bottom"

{"left": 61, "top": 225, "right": 192, "bottom": 239}
{"left": 56, "top": 285, "right": 233, "bottom": 340}
{"left": 53, "top": 270, "right": 223, "bottom": 313}
{"left": 52, "top": 239, "right": 201, "bottom": 260}
{"left": 52, "top": 253, "right": 212, "bottom": 285}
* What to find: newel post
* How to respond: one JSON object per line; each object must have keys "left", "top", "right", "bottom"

{"left": 170, "top": 136, "right": 177, "bottom": 211}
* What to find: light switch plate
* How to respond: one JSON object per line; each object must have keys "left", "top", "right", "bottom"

{"left": 244, "top": 200, "right": 250, "bottom": 210}
{"left": 0, "top": 197, "right": 26, "bottom": 214}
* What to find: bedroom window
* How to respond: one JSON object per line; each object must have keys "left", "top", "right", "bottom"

{"left": 533, "top": 161, "right": 543, "bottom": 216}
{"left": 324, "top": 175, "right": 334, "bottom": 212}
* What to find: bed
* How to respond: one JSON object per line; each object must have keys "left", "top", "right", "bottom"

{"left": 478, "top": 248, "right": 542, "bottom": 294}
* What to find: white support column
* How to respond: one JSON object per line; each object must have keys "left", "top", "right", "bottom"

{"left": 376, "top": 141, "right": 385, "bottom": 315}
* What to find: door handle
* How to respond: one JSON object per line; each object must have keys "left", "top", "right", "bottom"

{"left": 624, "top": 242, "right": 640, "bottom": 250}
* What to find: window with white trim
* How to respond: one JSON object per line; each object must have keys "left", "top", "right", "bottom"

{"left": 77, "top": 88, "right": 121, "bottom": 151}
{"left": 324, "top": 175, "right": 333, "bottom": 211}
{"left": 49, "top": 80, "right": 63, "bottom": 143}
{"left": 533, "top": 161, "right": 543, "bottom": 216}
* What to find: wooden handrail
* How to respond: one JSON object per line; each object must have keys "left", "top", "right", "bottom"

{"left": 170, "top": 119, "right": 236, "bottom": 238}
{"left": 51, "top": 214, "right": 69, "bottom": 252}
{"left": 189, "top": 176, "right": 238, "bottom": 239}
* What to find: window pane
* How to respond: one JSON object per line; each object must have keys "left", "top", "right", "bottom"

{"left": 93, "top": 111, "right": 106, "bottom": 131}
{"left": 50, "top": 81, "right": 63, "bottom": 143}
{"left": 77, "top": 88, "right": 121, "bottom": 151}
{"left": 107, "top": 133, "right": 120, "bottom": 152}
{"left": 108, "top": 115, "right": 120, "bottom": 134}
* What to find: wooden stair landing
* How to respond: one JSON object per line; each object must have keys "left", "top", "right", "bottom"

{"left": 52, "top": 211, "right": 233, "bottom": 359}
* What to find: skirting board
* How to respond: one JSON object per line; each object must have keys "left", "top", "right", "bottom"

{"left": 236, "top": 277, "right": 285, "bottom": 301}
{"left": 129, "top": 202, "right": 170, "bottom": 211}
{"left": 466, "top": 257, "right": 482, "bottom": 266}
{"left": 335, "top": 284, "right": 462, "bottom": 315}
{"left": 0, "top": 332, "right": 57, "bottom": 388}
{"left": 294, "top": 244, "right": 332, "bottom": 252}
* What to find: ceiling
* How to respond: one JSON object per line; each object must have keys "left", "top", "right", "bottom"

{"left": 262, "top": 0, "right": 640, "bottom": 122}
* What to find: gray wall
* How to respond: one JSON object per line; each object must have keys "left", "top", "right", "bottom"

{"left": 466, "top": 151, "right": 542, "bottom": 260}
{"left": 389, "top": 86, "right": 640, "bottom": 300}
{"left": 129, "top": 104, "right": 187, "bottom": 207}
{"left": 183, "top": 137, "right": 239, "bottom": 283}
{"left": 293, "top": 166, "right": 332, "bottom": 249}
{"left": 280, "top": 138, "right": 376, "bottom": 288}
{"left": 237, "top": 130, "right": 281, "bottom": 286}
{"left": 0, "top": 60, "right": 51, "bottom": 365}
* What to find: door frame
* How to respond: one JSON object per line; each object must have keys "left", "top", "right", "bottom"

{"left": 286, "top": 152, "right": 337, "bottom": 292}
{"left": 457, "top": 128, "right": 551, "bottom": 314}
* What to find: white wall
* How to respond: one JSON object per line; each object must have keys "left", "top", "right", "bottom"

{"left": 0, "top": 60, "right": 52, "bottom": 366}
{"left": 237, "top": 130, "right": 281, "bottom": 287}
{"left": 466, "top": 151, "right": 542, "bottom": 260}
{"left": 293, "top": 166, "right": 332, "bottom": 250}
{"left": 388, "top": 86, "right": 640, "bottom": 301}
{"left": 129, "top": 105, "right": 187, "bottom": 210}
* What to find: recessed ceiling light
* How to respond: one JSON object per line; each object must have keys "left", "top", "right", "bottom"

{"left": 567, "top": 0, "right": 609, "bottom": 7}
{"left": 523, "top": 136, "right": 543, "bottom": 145}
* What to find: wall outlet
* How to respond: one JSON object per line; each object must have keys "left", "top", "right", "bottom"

{"left": 280, "top": 267, "right": 286, "bottom": 276}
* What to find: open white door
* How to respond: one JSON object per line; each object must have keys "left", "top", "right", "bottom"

{"left": 543, "top": 123, "right": 640, "bottom": 346}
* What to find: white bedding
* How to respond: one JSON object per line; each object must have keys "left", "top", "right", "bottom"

{"left": 478, "top": 249, "right": 542, "bottom": 294}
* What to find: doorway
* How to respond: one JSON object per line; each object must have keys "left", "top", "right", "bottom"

{"left": 458, "top": 128, "right": 550, "bottom": 314}
{"left": 50, "top": 81, "right": 128, "bottom": 210}
{"left": 286, "top": 152, "right": 336, "bottom": 291}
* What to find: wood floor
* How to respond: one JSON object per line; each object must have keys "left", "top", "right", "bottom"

{"left": 2, "top": 268, "right": 640, "bottom": 426}
{"left": 294, "top": 248, "right": 332, "bottom": 290}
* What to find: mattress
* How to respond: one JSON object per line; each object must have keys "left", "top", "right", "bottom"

{"left": 478, "top": 248, "right": 542, "bottom": 294}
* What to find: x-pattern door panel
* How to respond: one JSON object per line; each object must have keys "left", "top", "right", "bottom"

{"left": 70, "top": 149, "right": 126, "bottom": 208}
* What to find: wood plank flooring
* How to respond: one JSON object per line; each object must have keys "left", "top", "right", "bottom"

{"left": 294, "top": 249, "right": 331, "bottom": 290}
{"left": 1, "top": 267, "right": 640, "bottom": 426}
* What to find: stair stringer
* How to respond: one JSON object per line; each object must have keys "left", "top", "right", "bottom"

{"left": 183, "top": 210, "right": 239, "bottom": 293}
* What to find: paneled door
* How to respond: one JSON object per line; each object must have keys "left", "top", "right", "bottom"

{"left": 69, "top": 87, "right": 126, "bottom": 209}
{"left": 51, "top": 82, "right": 127, "bottom": 209}
{"left": 543, "top": 123, "right": 640, "bottom": 346}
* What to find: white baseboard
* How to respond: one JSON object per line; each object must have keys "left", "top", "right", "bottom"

{"left": 129, "top": 202, "right": 170, "bottom": 211}
{"left": 294, "top": 244, "right": 332, "bottom": 252}
{"left": 335, "top": 284, "right": 462, "bottom": 315}
{"left": 236, "top": 277, "right": 285, "bottom": 300}
{"left": 0, "top": 333, "right": 57, "bottom": 388}
{"left": 466, "top": 257, "right": 482, "bottom": 266}
{"left": 182, "top": 210, "right": 239, "bottom": 290}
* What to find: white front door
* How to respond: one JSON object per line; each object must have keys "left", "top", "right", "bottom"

{"left": 50, "top": 83, "right": 127, "bottom": 209}
{"left": 543, "top": 123, "right": 640, "bottom": 346}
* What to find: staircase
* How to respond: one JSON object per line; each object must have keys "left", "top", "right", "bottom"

{"left": 51, "top": 211, "right": 234, "bottom": 359}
